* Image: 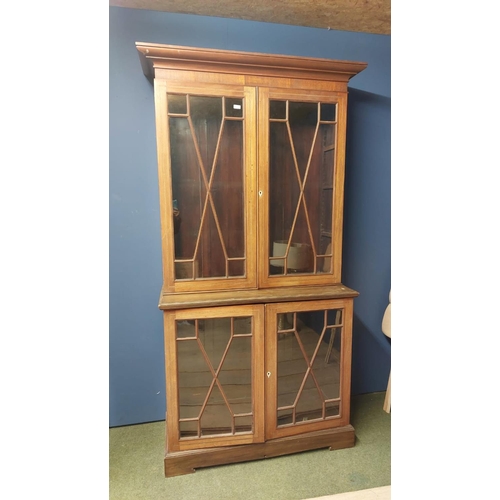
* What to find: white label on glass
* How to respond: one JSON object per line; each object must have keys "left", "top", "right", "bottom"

{"left": 233, "top": 104, "right": 242, "bottom": 109}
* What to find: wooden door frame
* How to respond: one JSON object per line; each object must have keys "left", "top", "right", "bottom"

{"left": 164, "top": 304, "right": 265, "bottom": 452}
{"left": 264, "top": 298, "right": 353, "bottom": 440}
{"left": 155, "top": 80, "right": 258, "bottom": 294}
{"left": 257, "top": 87, "right": 348, "bottom": 289}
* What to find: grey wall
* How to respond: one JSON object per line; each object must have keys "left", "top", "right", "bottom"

{"left": 109, "top": 6, "right": 391, "bottom": 426}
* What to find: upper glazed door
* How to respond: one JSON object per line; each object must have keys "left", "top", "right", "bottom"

{"left": 155, "top": 81, "right": 258, "bottom": 293}
{"left": 258, "top": 87, "right": 348, "bottom": 288}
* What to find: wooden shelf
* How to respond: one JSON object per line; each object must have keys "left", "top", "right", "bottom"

{"left": 159, "top": 283, "right": 358, "bottom": 310}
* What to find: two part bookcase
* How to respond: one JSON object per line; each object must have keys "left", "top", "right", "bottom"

{"left": 136, "top": 42, "right": 367, "bottom": 477}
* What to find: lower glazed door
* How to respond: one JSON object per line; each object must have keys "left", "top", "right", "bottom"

{"left": 265, "top": 298, "right": 353, "bottom": 440}
{"left": 164, "top": 304, "right": 265, "bottom": 452}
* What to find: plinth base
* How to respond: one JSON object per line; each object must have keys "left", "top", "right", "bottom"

{"left": 164, "top": 424, "right": 355, "bottom": 477}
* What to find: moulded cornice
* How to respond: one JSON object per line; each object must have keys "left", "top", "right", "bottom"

{"left": 136, "top": 42, "right": 367, "bottom": 83}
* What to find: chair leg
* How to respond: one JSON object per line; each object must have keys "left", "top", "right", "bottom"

{"left": 383, "top": 370, "right": 391, "bottom": 413}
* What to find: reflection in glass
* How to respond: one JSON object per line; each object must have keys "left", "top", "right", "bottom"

{"left": 295, "top": 373, "right": 322, "bottom": 422}
{"left": 168, "top": 93, "right": 246, "bottom": 281}
{"left": 268, "top": 99, "right": 338, "bottom": 277}
{"left": 176, "top": 316, "right": 254, "bottom": 439}
{"left": 276, "top": 308, "right": 343, "bottom": 426}
{"left": 200, "top": 385, "right": 233, "bottom": 436}
{"left": 225, "top": 97, "right": 244, "bottom": 118}
{"left": 167, "top": 93, "right": 187, "bottom": 114}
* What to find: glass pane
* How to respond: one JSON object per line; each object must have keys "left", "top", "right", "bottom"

{"left": 233, "top": 316, "right": 252, "bottom": 335}
{"left": 176, "top": 319, "right": 196, "bottom": 339}
{"left": 296, "top": 311, "right": 323, "bottom": 362}
{"left": 169, "top": 115, "right": 202, "bottom": 264}
{"left": 218, "top": 335, "right": 252, "bottom": 414}
{"left": 270, "top": 100, "right": 286, "bottom": 119}
{"left": 177, "top": 314, "right": 253, "bottom": 438}
{"left": 198, "top": 317, "right": 232, "bottom": 370}
{"left": 225, "top": 97, "right": 243, "bottom": 118}
{"left": 200, "top": 385, "right": 233, "bottom": 436}
{"left": 276, "top": 307, "right": 343, "bottom": 427}
{"left": 228, "top": 259, "right": 245, "bottom": 277}
{"left": 177, "top": 338, "right": 213, "bottom": 433}
{"left": 168, "top": 94, "right": 187, "bottom": 114}
{"left": 277, "top": 408, "right": 293, "bottom": 426}
{"left": 210, "top": 119, "right": 245, "bottom": 277}
{"left": 179, "top": 420, "right": 198, "bottom": 437}
{"left": 168, "top": 93, "right": 246, "bottom": 281}
{"left": 325, "top": 401, "right": 340, "bottom": 418}
{"left": 268, "top": 99, "right": 337, "bottom": 277}
{"left": 313, "top": 324, "right": 341, "bottom": 400}
{"left": 320, "top": 103, "right": 336, "bottom": 121}
{"left": 234, "top": 415, "right": 253, "bottom": 433}
{"left": 277, "top": 328, "right": 308, "bottom": 409}
{"left": 295, "top": 373, "right": 323, "bottom": 422}
{"left": 289, "top": 101, "right": 318, "bottom": 180}
{"left": 268, "top": 120, "right": 299, "bottom": 276}
{"left": 175, "top": 261, "right": 199, "bottom": 280}
{"left": 195, "top": 209, "right": 226, "bottom": 278}
{"left": 189, "top": 96, "right": 223, "bottom": 181}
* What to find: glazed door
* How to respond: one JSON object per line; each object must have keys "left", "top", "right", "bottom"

{"left": 258, "top": 88, "right": 348, "bottom": 288}
{"left": 164, "top": 305, "right": 265, "bottom": 452}
{"left": 265, "top": 299, "right": 353, "bottom": 440}
{"left": 155, "top": 81, "right": 258, "bottom": 293}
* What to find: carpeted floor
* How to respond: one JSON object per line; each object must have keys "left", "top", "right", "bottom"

{"left": 311, "top": 485, "right": 390, "bottom": 500}
{"left": 109, "top": 392, "right": 390, "bottom": 500}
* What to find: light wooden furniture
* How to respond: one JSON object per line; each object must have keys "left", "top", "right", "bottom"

{"left": 136, "top": 42, "right": 367, "bottom": 477}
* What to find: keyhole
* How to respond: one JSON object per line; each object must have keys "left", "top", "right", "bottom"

{"left": 267, "top": 371, "right": 271, "bottom": 378}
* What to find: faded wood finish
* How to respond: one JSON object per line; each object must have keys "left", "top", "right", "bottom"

{"left": 164, "top": 424, "right": 356, "bottom": 477}
{"left": 159, "top": 284, "right": 359, "bottom": 310}
{"left": 138, "top": 42, "right": 366, "bottom": 477}
{"left": 154, "top": 68, "right": 349, "bottom": 93}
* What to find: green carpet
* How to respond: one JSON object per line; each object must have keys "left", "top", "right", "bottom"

{"left": 109, "top": 392, "right": 390, "bottom": 500}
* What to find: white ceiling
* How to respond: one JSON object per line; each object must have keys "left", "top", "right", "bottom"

{"left": 110, "top": 0, "right": 391, "bottom": 35}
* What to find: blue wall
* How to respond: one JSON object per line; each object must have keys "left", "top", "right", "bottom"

{"left": 109, "top": 7, "right": 391, "bottom": 427}
{"left": 344, "top": 89, "right": 391, "bottom": 394}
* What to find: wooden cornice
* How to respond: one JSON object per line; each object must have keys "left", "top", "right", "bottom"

{"left": 136, "top": 42, "right": 367, "bottom": 83}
